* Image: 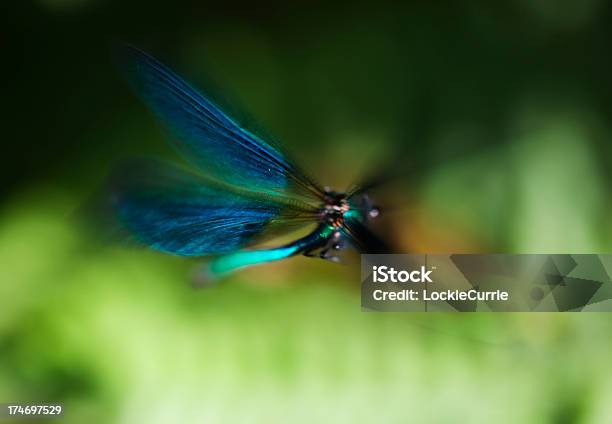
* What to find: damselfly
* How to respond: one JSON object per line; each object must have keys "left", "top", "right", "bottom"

{"left": 109, "top": 45, "right": 389, "bottom": 278}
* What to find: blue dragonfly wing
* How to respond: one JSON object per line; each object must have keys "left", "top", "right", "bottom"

{"left": 114, "top": 44, "right": 325, "bottom": 203}
{"left": 110, "top": 159, "right": 319, "bottom": 256}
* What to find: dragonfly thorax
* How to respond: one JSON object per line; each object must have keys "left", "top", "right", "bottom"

{"left": 321, "top": 191, "right": 349, "bottom": 228}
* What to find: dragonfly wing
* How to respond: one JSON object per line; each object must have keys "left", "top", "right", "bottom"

{"left": 342, "top": 216, "right": 391, "bottom": 254}
{"left": 109, "top": 159, "right": 318, "bottom": 256}
{"left": 114, "top": 44, "right": 324, "bottom": 203}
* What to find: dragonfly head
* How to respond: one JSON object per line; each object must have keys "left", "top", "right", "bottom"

{"left": 347, "top": 191, "right": 381, "bottom": 223}
{"left": 321, "top": 188, "right": 381, "bottom": 228}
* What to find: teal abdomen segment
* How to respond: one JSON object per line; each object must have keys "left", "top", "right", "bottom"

{"left": 208, "top": 224, "right": 334, "bottom": 276}
{"left": 209, "top": 245, "right": 300, "bottom": 275}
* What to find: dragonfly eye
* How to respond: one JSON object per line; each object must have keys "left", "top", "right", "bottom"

{"left": 368, "top": 207, "right": 380, "bottom": 219}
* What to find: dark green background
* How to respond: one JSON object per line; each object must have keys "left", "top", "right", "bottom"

{"left": 2, "top": 1, "right": 612, "bottom": 422}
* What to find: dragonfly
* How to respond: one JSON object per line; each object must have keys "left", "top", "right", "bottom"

{"left": 109, "top": 44, "right": 389, "bottom": 278}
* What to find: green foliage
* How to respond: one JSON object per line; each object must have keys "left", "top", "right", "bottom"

{"left": 4, "top": 1, "right": 612, "bottom": 421}
{"left": 1, "top": 193, "right": 611, "bottom": 423}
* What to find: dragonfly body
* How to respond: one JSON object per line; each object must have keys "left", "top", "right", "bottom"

{"left": 209, "top": 192, "right": 376, "bottom": 275}
{"left": 209, "top": 223, "right": 334, "bottom": 275}
{"left": 110, "top": 45, "right": 387, "bottom": 278}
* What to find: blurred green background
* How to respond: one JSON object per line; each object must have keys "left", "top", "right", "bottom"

{"left": 3, "top": 1, "right": 612, "bottom": 422}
